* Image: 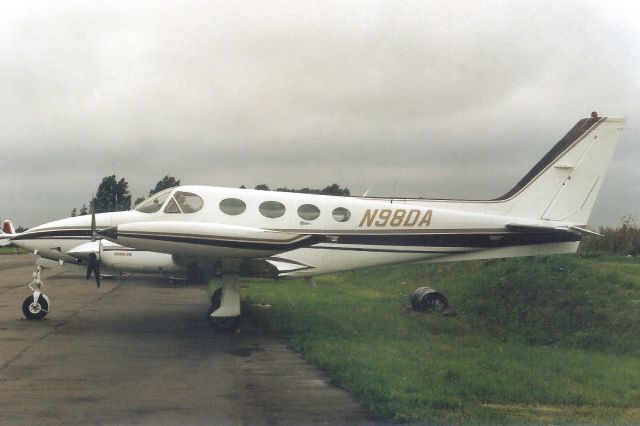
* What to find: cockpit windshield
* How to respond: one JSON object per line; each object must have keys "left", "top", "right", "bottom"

{"left": 133, "top": 188, "right": 173, "bottom": 213}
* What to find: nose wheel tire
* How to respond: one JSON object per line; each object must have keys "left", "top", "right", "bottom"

{"left": 22, "top": 294, "right": 49, "bottom": 320}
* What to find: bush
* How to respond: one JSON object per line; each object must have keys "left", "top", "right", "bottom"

{"left": 580, "top": 215, "right": 640, "bottom": 255}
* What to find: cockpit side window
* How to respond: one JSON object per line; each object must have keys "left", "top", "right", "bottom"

{"left": 134, "top": 188, "right": 173, "bottom": 213}
{"left": 174, "top": 192, "right": 204, "bottom": 213}
{"left": 164, "top": 198, "right": 182, "bottom": 214}
{"left": 163, "top": 191, "right": 204, "bottom": 214}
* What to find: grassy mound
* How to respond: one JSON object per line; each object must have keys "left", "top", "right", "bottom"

{"left": 451, "top": 256, "right": 640, "bottom": 354}
{"left": 243, "top": 255, "right": 640, "bottom": 423}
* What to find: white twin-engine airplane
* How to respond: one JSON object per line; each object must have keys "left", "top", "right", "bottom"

{"left": 11, "top": 114, "right": 625, "bottom": 330}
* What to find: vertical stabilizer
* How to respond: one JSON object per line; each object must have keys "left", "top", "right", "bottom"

{"left": 499, "top": 115, "right": 625, "bottom": 224}
{"left": 2, "top": 220, "right": 15, "bottom": 235}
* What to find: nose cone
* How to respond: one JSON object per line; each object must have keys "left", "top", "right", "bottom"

{"left": 98, "top": 226, "right": 118, "bottom": 241}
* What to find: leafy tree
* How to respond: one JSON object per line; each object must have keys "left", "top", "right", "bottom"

{"left": 70, "top": 207, "right": 77, "bottom": 217}
{"left": 79, "top": 204, "right": 88, "bottom": 215}
{"left": 134, "top": 175, "right": 181, "bottom": 206}
{"left": 319, "top": 183, "right": 350, "bottom": 197}
{"left": 91, "top": 175, "right": 132, "bottom": 213}
{"left": 149, "top": 175, "right": 181, "bottom": 196}
{"left": 255, "top": 184, "right": 270, "bottom": 191}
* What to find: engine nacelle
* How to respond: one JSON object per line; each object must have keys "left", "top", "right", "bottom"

{"left": 100, "top": 247, "right": 188, "bottom": 275}
{"left": 99, "top": 221, "right": 320, "bottom": 259}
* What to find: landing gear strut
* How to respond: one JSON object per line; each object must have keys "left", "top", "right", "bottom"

{"left": 22, "top": 265, "right": 49, "bottom": 320}
{"left": 207, "top": 274, "right": 241, "bottom": 332}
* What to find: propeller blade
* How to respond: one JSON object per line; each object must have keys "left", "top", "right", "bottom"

{"left": 80, "top": 212, "right": 102, "bottom": 289}
{"left": 95, "top": 262, "right": 101, "bottom": 288}
{"left": 90, "top": 211, "right": 97, "bottom": 242}
{"left": 86, "top": 253, "right": 96, "bottom": 280}
{"left": 86, "top": 252, "right": 101, "bottom": 287}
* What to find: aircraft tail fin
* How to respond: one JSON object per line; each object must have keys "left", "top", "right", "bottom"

{"left": 2, "top": 220, "right": 15, "bottom": 235}
{"left": 499, "top": 114, "right": 625, "bottom": 225}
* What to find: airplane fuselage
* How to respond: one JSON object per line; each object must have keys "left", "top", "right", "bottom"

{"left": 13, "top": 186, "right": 581, "bottom": 278}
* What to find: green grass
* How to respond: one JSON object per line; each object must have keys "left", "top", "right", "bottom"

{"left": 0, "top": 246, "right": 27, "bottom": 255}
{"left": 238, "top": 255, "right": 640, "bottom": 424}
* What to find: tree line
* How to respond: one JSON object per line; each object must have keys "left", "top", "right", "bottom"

{"left": 71, "top": 176, "right": 350, "bottom": 216}
{"left": 247, "top": 183, "right": 350, "bottom": 197}
{"left": 71, "top": 175, "right": 181, "bottom": 216}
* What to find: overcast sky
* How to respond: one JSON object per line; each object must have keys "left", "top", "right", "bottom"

{"left": 1, "top": 0, "right": 638, "bottom": 228}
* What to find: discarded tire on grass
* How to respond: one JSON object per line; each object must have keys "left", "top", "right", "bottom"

{"left": 411, "top": 287, "right": 448, "bottom": 312}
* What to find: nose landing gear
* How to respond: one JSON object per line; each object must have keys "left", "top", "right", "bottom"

{"left": 22, "top": 265, "right": 49, "bottom": 320}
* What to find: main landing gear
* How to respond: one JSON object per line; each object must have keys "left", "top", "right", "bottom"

{"left": 22, "top": 265, "right": 50, "bottom": 320}
{"left": 207, "top": 274, "right": 242, "bottom": 332}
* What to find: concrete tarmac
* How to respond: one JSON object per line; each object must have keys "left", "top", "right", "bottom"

{"left": 0, "top": 255, "right": 376, "bottom": 425}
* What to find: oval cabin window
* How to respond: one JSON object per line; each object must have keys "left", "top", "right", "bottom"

{"left": 259, "top": 201, "right": 286, "bottom": 218}
{"left": 332, "top": 207, "right": 351, "bottom": 222}
{"left": 297, "top": 204, "right": 320, "bottom": 221}
{"left": 219, "top": 198, "right": 246, "bottom": 216}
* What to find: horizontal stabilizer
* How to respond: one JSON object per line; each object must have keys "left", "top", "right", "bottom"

{"left": 506, "top": 223, "right": 602, "bottom": 237}
{"left": 567, "top": 226, "right": 603, "bottom": 237}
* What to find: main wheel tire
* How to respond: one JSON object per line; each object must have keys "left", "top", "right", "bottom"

{"left": 207, "top": 287, "right": 241, "bottom": 332}
{"left": 207, "top": 306, "right": 241, "bottom": 332}
{"left": 21, "top": 294, "right": 49, "bottom": 320}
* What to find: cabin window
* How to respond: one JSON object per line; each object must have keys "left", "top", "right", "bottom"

{"left": 220, "top": 198, "right": 246, "bottom": 216}
{"left": 297, "top": 204, "right": 320, "bottom": 221}
{"left": 174, "top": 192, "right": 204, "bottom": 213}
{"left": 332, "top": 207, "right": 351, "bottom": 222}
{"left": 134, "top": 188, "right": 173, "bottom": 213}
{"left": 259, "top": 201, "right": 286, "bottom": 218}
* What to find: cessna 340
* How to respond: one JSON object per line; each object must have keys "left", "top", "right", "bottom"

{"left": 11, "top": 113, "right": 626, "bottom": 330}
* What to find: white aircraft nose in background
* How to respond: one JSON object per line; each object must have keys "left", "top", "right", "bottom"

{"left": 0, "top": 219, "right": 20, "bottom": 247}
